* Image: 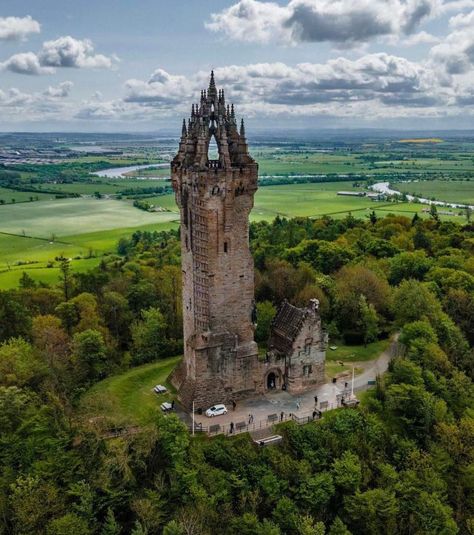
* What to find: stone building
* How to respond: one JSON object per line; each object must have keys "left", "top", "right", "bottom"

{"left": 265, "top": 299, "right": 327, "bottom": 393}
{"left": 171, "top": 73, "right": 326, "bottom": 409}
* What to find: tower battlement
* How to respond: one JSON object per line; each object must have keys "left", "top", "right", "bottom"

{"left": 171, "top": 71, "right": 255, "bottom": 173}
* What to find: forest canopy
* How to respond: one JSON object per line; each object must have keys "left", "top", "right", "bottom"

{"left": 0, "top": 212, "right": 473, "bottom": 534}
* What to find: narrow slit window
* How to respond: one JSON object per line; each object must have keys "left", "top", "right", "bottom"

{"left": 224, "top": 241, "right": 228, "bottom": 253}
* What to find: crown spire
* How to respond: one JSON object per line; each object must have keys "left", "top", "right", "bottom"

{"left": 182, "top": 119, "right": 187, "bottom": 136}
{"left": 208, "top": 70, "right": 217, "bottom": 100}
{"left": 240, "top": 118, "right": 245, "bottom": 137}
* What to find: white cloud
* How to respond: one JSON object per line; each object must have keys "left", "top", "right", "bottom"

{"left": 0, "top": 15, "right": 40, "bottom": 41}
{"left": 43, "top": 81, "right": 73, "bottom": 98}
{"left": 206, "top": 0, "right": 440, "bottom": 46}
{"left": 0, "top": 83, "right": 75, "bottom": 122}
{"left": 0, "top": 36, "right": 117, "bottom": 75}
{"left": 402, "top": 30, "right": 440, "bottom": 45}
{"left": 0, "top": 52, "right": 54, "bottom": 75}
{"left": 39, "top": 36, "right": 115, "bottom": 69}
{"left": 430, "top": 10, "right": 474, "bottom": 73}
{"left": 124, "top": 69, "right": 191, "bottom": 106}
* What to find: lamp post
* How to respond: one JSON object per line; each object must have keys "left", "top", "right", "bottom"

{"left": 192, "top": 400, "right": 195, "bottom": 436}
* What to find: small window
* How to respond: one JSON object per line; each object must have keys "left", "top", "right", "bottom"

{"left": 224, "top": 242, "right": 228, "bottom": 253}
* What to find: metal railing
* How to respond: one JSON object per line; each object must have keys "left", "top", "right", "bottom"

{"left": 188, "top": 408, "right": 325, "bottom": 437}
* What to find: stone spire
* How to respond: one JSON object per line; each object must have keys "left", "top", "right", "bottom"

{"left": 208, "top": 70, "right": 217, "bottom": 101}
{"left": 171, "top": 71, "right": 253, "bottom": 170}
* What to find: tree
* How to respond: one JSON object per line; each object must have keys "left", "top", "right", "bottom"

{"left": 101, "top": 291, "right": 132, "bottom": 344}
{"left": 328, "top": 517, "right": 352, "bottom": 535}
{"left": 55, "top": 301, "right": 79, "bottom": 334}
{"left": 344, "top": 489, "right": 399, "bottom": 535}
{"left": 389, "top": 251, "right": 432, "bottom": 285}
{"left": 0, "top": 337, "right": 46, "bottom": 388}
{"left": 296, "top": 472, "right": 335, "bottom": 517}
{"left": 444, "top": 288, "right": 474, "bottom": 344}
{"left": 47, "top": 514, "right": 91, "bottom": 535}
{"left": 255, "top": 301, "right": 276, "bottom": 344}
{"left": 72, "top": 329, "right": 107, "bottom": 382}
{"left": 163, "top": 520, "right": 184, "bottom": 535}
{"left": 100, "top": 509, "right": 121, "bottom": 534}
{"left": 385, "top": 383, "right": 440, "bottom": 445}
{"left": 0, "top": 291, "right": 32, "bottom": 343}
{"left": 430, "top": 203, "right": 440, "bottom": 222}
{"left": 10, "top": 475, "right": 63, "bottom": 534}
{"left": 358, "top": 295, "right": 379, "bottom": 346}
{"left": 332, "top": 451, "right": 363, "bottom": 493}
{"left": 392, "top": 280, "right": 442, "bottom": 327}
{"left": 58, "top": 256, "right": 73, "bottom": 301}
{"left": 131, "top": 307, "right": 168, "bottom": 364}
{"left": 19, "top": 271, "right": 37, "bottom": 289}
{"left": 0, "top": 386, "right": 31, "bottom": 433}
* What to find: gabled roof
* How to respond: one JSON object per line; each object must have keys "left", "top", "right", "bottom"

{"left": 272, "top": 300, "right": 306, "bottom": 341}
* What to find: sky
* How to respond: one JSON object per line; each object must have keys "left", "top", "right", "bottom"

{"left": 1, "top": 0, "right": 474, "bottom": 131}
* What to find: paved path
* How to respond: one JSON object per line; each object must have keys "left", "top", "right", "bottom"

{"left": 191, "top": 336, "right": 399, "bottom": 434}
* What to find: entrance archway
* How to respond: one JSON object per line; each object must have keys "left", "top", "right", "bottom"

{"left": 266, "top": 369, "right": 283, "bottom": 390}
{"left": 267, "top": 372, "right": 277, "bottom": 390}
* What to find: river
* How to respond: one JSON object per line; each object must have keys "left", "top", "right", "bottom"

{"left": 371, "top": 181, "right": 474, "bottom": 210}
{"left": 93, "top": 163, "right": 169, "bottom": 179}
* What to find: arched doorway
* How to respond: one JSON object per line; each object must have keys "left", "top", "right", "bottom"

{"left": 266, "top": 369, "right": 283, "bottom": 390}
{"left": 267, "top": 372, "right": 277, "bottom": 390}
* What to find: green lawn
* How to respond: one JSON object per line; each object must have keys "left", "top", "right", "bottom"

{"left": 326, "top": 338, "right": 391, "bottom": 363}
{"left": 80, "top": 356, "right": 181, "bottom": 426}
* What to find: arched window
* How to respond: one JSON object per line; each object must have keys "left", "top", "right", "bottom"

{"left": 208, "top": 134, "right": 218, "bottom": 160}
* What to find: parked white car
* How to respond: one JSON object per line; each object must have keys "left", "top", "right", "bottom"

{"left": 154, "top": 384, "right": 167, "bottom": 394}
{"left": 160, "top": 402, "right": 173, "bottom": 412}
{"left": 205, "top": 404, "right": 228, "bottom": 417}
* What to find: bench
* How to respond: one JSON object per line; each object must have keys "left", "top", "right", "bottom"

{"left": 236, "top": 421, "right": 247, "bottom": 432}
{"left": 267, "top": 413, "right": 278, "bottom": 423}
{"left": 209, "top": 424, "right": 221, "bottom": 434}
{"left": 255, "top": 435, "right": 283, "bottom": 447}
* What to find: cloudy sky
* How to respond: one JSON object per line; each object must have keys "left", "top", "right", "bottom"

{"left": 1, "top": 0, "right": 474, "bottom": 131}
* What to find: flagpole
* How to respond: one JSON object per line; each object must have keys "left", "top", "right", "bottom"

{"left": 351, "top": 366, "right": 354, "bottom": 398}
{"left": 192, "top": 400, "right": 195, "bottom": 436}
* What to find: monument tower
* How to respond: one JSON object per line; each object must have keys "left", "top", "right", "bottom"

{"left": 171, "top": 72, "right": 261, "bottom": 408}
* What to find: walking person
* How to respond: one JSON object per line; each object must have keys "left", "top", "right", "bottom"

{"left": 314, "top": 395, "right": 318, "bottom": 406}
{"left": 230, "top": 422, "right": 234, "bottom": 434}
{"left": 296, "top": 401, "right": 300, "bottom": 411}
{"left": 280, "top": 411, "right": 284, "bottom": 422}
{"left": 232, "top": 400, "right": 236, "bottom": 411}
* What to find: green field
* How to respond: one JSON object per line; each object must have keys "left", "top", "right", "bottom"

{"left": 80, "top": 356, "right": 181, "bottom": 426}
{"left": 394, "top": 179, "right": 474, "bottom": 205}
{"left": 0, "top": 198, "right": 178, "bottom": 238}
{"left": 0, "top": 179, "right": 464, "bottom": 289}
{"left": 0, "top": 187, "right": 54, "bottom": 204}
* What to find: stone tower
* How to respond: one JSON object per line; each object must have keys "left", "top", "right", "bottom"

{"left": 171, "top": 72, "right": 261, "bottom": 409}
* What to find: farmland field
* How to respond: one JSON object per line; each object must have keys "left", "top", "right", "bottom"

{"left": 1, "top": 132, "right": 474, "bottom": 290}
{"left": 394, "top": 179, "right": 474, "bottom": 205}
{"left": 0, "top": 180, "right": 454, "bottom": 289}
{"left": 0, "top": 197, "right": 178, "bottom": 238}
